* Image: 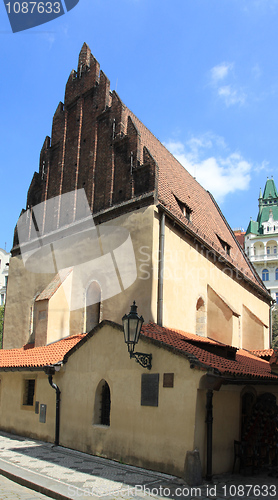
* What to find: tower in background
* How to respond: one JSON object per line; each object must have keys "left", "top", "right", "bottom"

{"left": 245, "top": 177, "right": 278, "bottom": 302}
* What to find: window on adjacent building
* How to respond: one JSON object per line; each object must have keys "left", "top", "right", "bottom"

{"left": 267, "top": 246, "right": 270, "bottom": 255}
{"left": 23, "top": 379, "right": 35, "bottom": 406}
{"left": 276, "top": 293, "right": 278, "bottom": 303}
{"left": 93, "top": 380, "right": 111, "bottom": 426}
{"left": 274, "top": 247, "right": 277, "bottom": 254}
{"left": 275, "top": 269, "right": 278, "bottom": 281}
{"left": 262, "top": 269, "right": 269, "bottom": 281}
{"left": 4, "top": 276, "right": 8, "bottom": 288}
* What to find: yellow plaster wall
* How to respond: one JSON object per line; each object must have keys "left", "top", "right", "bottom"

{"left": 47, "top": 272, "right": 72, "bottom": 344}
{"left": 34, "top": 299, "right": 48, "bottom": 346}
{"left": 66, "top": 206, "right": 155, "bottom": 336}
{"left": 152, "top": 216, "right": 270, "bottom": 349}
{"left": 58, "top": 323, "right": 202, "bottom": 477}
{"left": 4, "top": 206, "right": 155, "bottom": 349}
{"left": 207, "top": 287, "right": 233, "bottom": 344}
{"left": 242, "top": 306, "right": 265, "bottom": 350}
{"left": 0, "top": 371, "right": 56, "bottom": 442}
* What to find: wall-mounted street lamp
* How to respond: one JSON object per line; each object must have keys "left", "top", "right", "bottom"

{"left": 122, "top": 301, "right": 152, "bottom": 370}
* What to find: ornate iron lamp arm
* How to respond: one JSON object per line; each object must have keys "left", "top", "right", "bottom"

{"left": 130, "top": 351, "right": 152, "bottom": 370}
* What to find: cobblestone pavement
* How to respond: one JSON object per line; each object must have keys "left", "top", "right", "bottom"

{"left": 0, "top": 474, "right": 50, "bottom": 499}
{"left": 0, "top": 431, "right": 277, "bottom": 500}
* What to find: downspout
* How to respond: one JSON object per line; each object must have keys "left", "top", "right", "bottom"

{"left": 206, "top": 389, "right": 213, "bottom": 481}
{"left": 157, "top": 212, "right": 165, "bottom": 326}
{"left": 48, "top": 374, "right": 61, "bottom": 446}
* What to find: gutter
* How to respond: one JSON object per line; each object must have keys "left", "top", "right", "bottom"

{"left": 44, "top": 366, "right": 61, "bottom": 446}
{"left": 157, "top": 212, "right": 165, "bottom": 326}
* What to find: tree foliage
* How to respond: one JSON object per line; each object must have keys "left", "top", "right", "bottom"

{"left": 272, "top": 305, "right": 278, "bottom": 348}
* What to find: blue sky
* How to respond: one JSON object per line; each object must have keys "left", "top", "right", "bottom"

{"left": 1, "top": 0, "right": 278, "bottom": 251}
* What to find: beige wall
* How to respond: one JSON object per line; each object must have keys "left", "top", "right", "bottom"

{"left": 59, "top": 324, "right": 201, "bottom": 477}
{"left": 152, "top": 213, "right": 270, "bottom": 349}
{"left": 242, "top": 306, "right": 266, "bottom": 350}
{"left": 4, "top": 206, "right": 155, "bottom": 349}
{"left": 1, "top": 323, "right": 278, "bottom": 478}
{"left": 207, "top": 286, "right": 233, "bottom": 344}
{"left": 0, "top": 371, "right": 56, "bottom": 442}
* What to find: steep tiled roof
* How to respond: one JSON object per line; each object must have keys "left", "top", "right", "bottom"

{"left": 141, "top": 323, "right": 278, "bottom": 380}
{"left": 128, "top": 110, "right": 269, "bottom": 299}
{"left": 0, "top": 334, "right": 85, "bottom": 369}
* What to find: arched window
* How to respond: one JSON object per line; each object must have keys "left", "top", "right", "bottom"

{"left": 93, "top": 380, "right": 111, "bottom": 426}
{"left": 85, "top": 281, "right": 101, "bottom": 332}
{"left": 196, "top": 296, "right": 206, "bottom": 337}
{"left": 262, "top": 269, "right": 269, "bottom": 281}
{"left": 275, "top": 268, "right": 278, "bottom": 281}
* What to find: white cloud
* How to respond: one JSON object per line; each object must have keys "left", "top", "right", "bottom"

{"left": 210, "top": 62, "right": 233, "bottom": 84}
{"left": 218, "top": 85, "right": 246, "bottom": 106}
{"left": 209, "top": 62, "right": 246, "bottom": 107}
{"left": 164, "top": 136, "right": 259, "bottom": 203}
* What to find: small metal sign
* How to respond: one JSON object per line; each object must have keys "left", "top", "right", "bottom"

{"left": 39, "top": 404, "right": 47, "bottom": 423}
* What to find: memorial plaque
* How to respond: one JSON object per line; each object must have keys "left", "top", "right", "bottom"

{"left": 141, "top": 374, "right": 159, "bottom": 407}
{"left": 163, "top": 373, "right": 174, "bottom": 388}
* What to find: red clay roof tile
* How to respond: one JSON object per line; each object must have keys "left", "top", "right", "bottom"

{"left": 127, "top": 110, "right": 269, "bottom": 299}
{"left": 0, "top": 334, "right": 85, "bottom": 369}
{"left": 141, "top": 323, "right": 278, "bottom": 380}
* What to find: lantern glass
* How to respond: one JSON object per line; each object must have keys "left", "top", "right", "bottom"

{"left": 122, "top": 302, "right": 144, "bottom": 354}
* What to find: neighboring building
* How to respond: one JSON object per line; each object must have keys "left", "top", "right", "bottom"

{"left": 245, "top": 177, "right": 278, "bottom": 303}
{"left": 0, "top": 248, "right": 10, "bottom": 306}
{"left": 233, "top": 228, "right": 245, "bottom": 249}
{"left": 1, "top": 45, "right": 278, "bottom": 480}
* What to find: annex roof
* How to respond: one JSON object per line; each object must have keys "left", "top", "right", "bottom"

{"left": 141, "top": 323, "right": 278, "bottom": 381}
{"left": 0, "top": 334, "right": 85, "bottom": 369}
{"left": 0, "top": 321, "right": 276, "bottom": 382}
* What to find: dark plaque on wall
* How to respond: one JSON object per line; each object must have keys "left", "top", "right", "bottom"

{"left": 163, "top": 373, "right": 174, "bottom": 388}
{"left": 141, "top": 374, "right": 159, "bottom": 407}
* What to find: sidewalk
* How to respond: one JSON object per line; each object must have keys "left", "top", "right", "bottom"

{"left": 0, "top": 431, "right": 277, "bottom": 500}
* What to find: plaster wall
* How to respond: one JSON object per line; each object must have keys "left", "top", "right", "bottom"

{"left": 0, "top": 371, "right": 56, "bottom": 442}
{"left": 3, "top": 255, "right": 55, "bottom": 349}
{"left": 4, "top": 206, "right": 154, "bottom": 349}
{"left": 152, "top": 216, "right": 270, "bottom": 349}
{"left": 46, "top": 272, "right": 72, "bottom": 344}
{"left": 58, "top": 324, "right": 201, "bottom": 477}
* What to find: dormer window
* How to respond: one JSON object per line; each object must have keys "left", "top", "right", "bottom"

{"left": 174, "top": 196, "right": 192, "bottom": 222}
{"left": 216, "top": 235, "right": 231, "bottom": 256}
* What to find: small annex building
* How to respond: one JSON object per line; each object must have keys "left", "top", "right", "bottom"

{"left": 2, "top": 44, "right": 278, "bottom": 480}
